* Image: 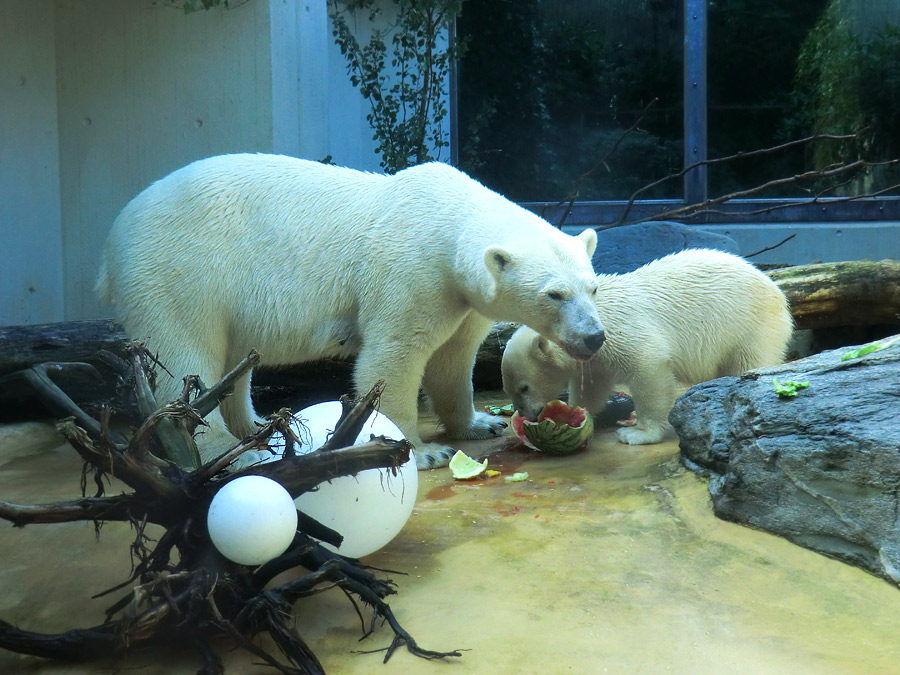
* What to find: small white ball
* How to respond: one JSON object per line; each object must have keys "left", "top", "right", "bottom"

{"left": 207, "top": 475, "right": 298, "bottom": 566}
{"left": 268, "top": 401, "right": 417, "bottom": 558}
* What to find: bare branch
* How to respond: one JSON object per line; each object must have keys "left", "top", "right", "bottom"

{"left": 610, "top": 132, "right": 873, "bottom": 228}
{"left": 191, "top": 350, "right": 261, "bottom": 418}
{"left": 606, "top": 158, "right": 899, "bottom": 230}
{"left": 127, "top": 346, "right": 202, "bottom": 469}
{"left": 549, "top": 97, "right": 659, "bottom": 228}
{"left": 744, "top": 234, "right": 798, "bottom": 259}
{"left": 0, "top": 495, "right": 143, "bottom": 527}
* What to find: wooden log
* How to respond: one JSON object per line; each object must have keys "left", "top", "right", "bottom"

{"left": 767, "top": 259, "right": 900, "bottom": 331}
{"left": 0, "top": 319, "right": 127, "bottom": 374}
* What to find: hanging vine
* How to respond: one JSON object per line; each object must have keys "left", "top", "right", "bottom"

{"left": 329, "top": 0, "right": 464, "bottom": 173}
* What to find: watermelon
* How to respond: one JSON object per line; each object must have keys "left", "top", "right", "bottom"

{"left": 511, "top": 400, "right": 594, "bottom": 455}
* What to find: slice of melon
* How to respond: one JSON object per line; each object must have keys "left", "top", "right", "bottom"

{"left": 511, "top": 400, "right": 594, "bottom": 455}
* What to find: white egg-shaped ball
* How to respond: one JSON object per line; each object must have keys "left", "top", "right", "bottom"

{"left": 207, "top": 475, "right": 298, "bottom": 566}
{"left": 268, "top": 401, "right": 417, "bottom": 558}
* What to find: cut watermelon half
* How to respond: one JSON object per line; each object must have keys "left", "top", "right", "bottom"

{"left": 511, "top": 400, "right": 594, "bottom": 455}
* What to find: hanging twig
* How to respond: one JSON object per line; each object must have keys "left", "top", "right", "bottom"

{"left": 744, "top": 234, "right": 798, "bottom": 259}
{"left": 549, "top": 97, "right": 660, "bottom": 228}
{"left": 608, "top": 132, "right": 865, "bottom": 228}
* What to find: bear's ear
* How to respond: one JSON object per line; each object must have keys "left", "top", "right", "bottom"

{"left": 532, "top": 334, "right": 553, "bottom": 360}
{"left": 577, "top": 228, "right": 597, "bottom": 258}
{"left": 477, "top": 245, "right": 517, "bottom": 302}
{"left": 484, "top": 245, "right": 515, "bottom": 275}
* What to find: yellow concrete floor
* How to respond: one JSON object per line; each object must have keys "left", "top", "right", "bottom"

{"left": 2, "top": 394, "right": 900, "bottom": 674}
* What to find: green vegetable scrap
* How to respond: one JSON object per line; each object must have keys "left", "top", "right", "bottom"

{"left": 504, "top": 472, "right": 530, "bottom": 482}
{"left": 773, "top": 378, "right": 810, "bottom": 398}
{"left": 841, "top": 342, "right": 885, "bottom": 361}
{"left": 485, "top": 403, "right": 516, "bottom": 416}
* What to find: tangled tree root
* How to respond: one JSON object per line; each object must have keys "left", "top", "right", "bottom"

{"left": 0, "top": 345, "right": 461, "bottom": 673}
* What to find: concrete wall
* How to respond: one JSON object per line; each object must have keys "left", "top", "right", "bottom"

{"left": 54, "top": 0, "right": 277, "bottom": 320}
{"left": 0, "top": 0, "right": 391, "bottom": 326}
{"left": 0, "top": 2, "right": 63, "bottom": 325}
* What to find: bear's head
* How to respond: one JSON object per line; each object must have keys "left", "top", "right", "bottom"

{"left": 481, "top": 228, "right": 605, "bottom": 361}
{"left": 502, "top": 326, "right": 575, "bottom": 420}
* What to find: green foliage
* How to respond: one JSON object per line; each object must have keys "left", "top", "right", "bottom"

{"left": 783, "top": 0, "right": 864, "bottom": 177}
{"left": 456, "top": 0, "right": 682, "bottom": 201}
{"left": 858, "top": 25, "right": 900, "bottom": 159}
{"left": 776, "top": 0, "right": 900, "bottom": 193}
{"left": 329, "top": 0, "right": 464, "bottom": 173}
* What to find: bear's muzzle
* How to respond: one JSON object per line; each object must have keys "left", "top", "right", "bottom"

{"left": 563, "top": 330, "right": 606, "bottom": 361}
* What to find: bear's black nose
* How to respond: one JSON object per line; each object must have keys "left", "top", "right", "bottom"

{"left": 583, "top": 331, "right": 606, "bottom": 353}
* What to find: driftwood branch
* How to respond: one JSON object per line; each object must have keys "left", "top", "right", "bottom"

{"left": 0, "top": 354, "right": 456, "bottom": 672}
{"left": 0, "top": 363, "right": 114, "bottom": 441}
{"left": 191, "top": 350, "right": 262, "bottom": 418}
{"left": 0, "top": 494, "right": 142, "bottom": 527}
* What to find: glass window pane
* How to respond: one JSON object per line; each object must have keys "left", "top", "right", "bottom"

{"left": 456, "top": 0, "right": 684, "bottom": 202}
{"left": 708, "top": 0, "right": 900, "bottom": 199}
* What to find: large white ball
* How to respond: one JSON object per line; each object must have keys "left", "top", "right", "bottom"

{"left": 207, "top": 475, "right": 298, "bottom": 566}
{"left": 268, "top": 402, "right": 418, "bottom": 559}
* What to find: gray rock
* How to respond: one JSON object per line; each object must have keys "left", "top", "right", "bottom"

{"left": 591, "top": 221, "right": 739, "bottom": 274}
{"left": 669, "top": 334, "right": 900, "bottom": 586}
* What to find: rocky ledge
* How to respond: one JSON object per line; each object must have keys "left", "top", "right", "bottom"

{"left": 670, "top": 334, "right": 900, "bottom": 586}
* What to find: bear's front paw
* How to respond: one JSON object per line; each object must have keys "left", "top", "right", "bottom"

{"left": 616, "top": 421, "right": 668, "bottom": 446}
{"left": 447, "top": 411, "right": 508, "bottom": 441}
{"left": 414, "top": 443, "right": 458, "bottom": 470}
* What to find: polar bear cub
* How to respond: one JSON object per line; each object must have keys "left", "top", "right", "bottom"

{"left": 97, "top": 154, "right": 605, "bottom": 469}
{"left": 502, "top": 249, "right": 792, "bottom": 445}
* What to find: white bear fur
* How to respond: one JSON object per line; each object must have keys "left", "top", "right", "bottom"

{"left": 501, "top": 249, "right": 793, "bottom": 445}
{"left": 97, "top": 154, "right": 604, "bottom": 469}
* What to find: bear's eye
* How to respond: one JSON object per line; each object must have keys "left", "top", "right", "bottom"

{"left": 590, "top": 286, "right": 598, "bottom": 297}
{"left": 519, "top": 385, "right": 530, "bottom": 394}
{"left": 547, "top": 291, "right": 564, "bottom": 302}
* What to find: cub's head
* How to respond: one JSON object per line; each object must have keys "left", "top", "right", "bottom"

{"left": 483, "top": 228, "right": 605, "bottom": 361}
{"left": 502, "top": 326, "right": 576, "bottom": 420}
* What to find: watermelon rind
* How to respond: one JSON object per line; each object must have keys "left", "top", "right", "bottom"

{"left": 512, "top": 401, "right": 594, "bottom": 455}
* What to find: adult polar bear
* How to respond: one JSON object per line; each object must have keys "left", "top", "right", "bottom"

{"left": 502, "top": 249, "right": 792, "bottom": 445}
{"left": 97, "top": 154, "right": 605, "bottom": 469}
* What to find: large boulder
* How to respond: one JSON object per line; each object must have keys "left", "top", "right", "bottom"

{"left": 591, "top": 221, "right": 739, "bottom": 274}
{"left": 669, "top": 335, "right": 900, "bottom": 586}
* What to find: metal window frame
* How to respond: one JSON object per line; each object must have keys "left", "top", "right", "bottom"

{"left": 515, "top": 0, "right": 900, "bottom": 230}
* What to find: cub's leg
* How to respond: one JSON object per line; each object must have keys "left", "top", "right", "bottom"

{"left": 616, "top": 367, "right": 680, "bottom": 445}
{"left": 423, "top": 312, "right": 506, "bottom": 443}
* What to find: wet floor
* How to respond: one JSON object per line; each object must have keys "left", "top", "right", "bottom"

{"left": 1, "top": 394, "right": 899, "bottom": 674}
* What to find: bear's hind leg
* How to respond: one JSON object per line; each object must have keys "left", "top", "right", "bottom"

{"left": 422, "top": 313, "right": 506, "bottom": 442}
{"left": 616, "top": 368, "right": 678, "bottom": 445}
{"left": 216, "top": 365, "right": 274, "bottom": 468}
